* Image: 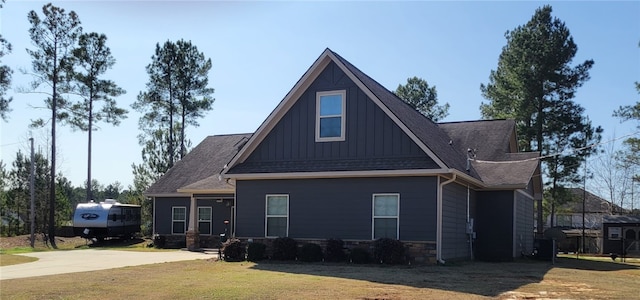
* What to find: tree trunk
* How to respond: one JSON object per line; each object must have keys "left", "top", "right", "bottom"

{"left": 49, "top": 66, "right": 58, "bottom": 248}
{"left": 86, "top": 88, "right": 94, "bottom": 201}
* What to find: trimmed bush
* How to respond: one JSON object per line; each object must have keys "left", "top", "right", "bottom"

{"left": 349, "top": 247, "right": 371, "bottom": 264}
{"left": 373, "top": 238, "right": 405, "bottom": 264}
{"left": 222, "top": 238, "right": 245, "bottom": 262}
{"left": 272, "top": 237, "right": 298, "bottom": 260}
{"left": 247, "top": 242, "right": 267, "bottom": 262}
{"left": 325, "top": 238, "right": 347, "bottom": 262}
{"left": 299, "top": 243, "right": 323, "bottom": 262}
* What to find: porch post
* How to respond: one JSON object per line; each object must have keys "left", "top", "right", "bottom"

{"left": 186, "top": 194, "right": 200, "bottom": 251}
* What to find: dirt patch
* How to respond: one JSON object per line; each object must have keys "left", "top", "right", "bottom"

{"left": 0, "top": 234, "right": 87, "bottom": 250}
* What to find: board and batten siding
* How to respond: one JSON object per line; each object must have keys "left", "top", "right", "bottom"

{"left": 514, "top": 190, "right": 534, "bottom": 257}
{"left": 441, "top": 182, "right": 476, "bottom": 260}
{"left": 244, "top": 61, "right": 428, "bottom": 163}
{"left": 235, "top": 177, "right": 438, "bottom": 241}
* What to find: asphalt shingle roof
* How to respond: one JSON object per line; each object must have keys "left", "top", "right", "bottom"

{"left": 329, "top": 50, "right": 481, "bottom": 179}
{"left": 145, "top": 133, "right": 251, "bottom": 195}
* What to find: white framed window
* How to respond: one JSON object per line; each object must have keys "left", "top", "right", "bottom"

{"left": 198, "top": 207, "right": 212, "bottom": 235}
{"left": 172, "top": 206, "right": 186, "bottom": 234}
{"left": 266, "top": 194, "right": 289, "bottom": 237}
{"left": 372, "top": 194, "right": 399, "bottom": 240}
{"left": 608, "top": 227, "right": 621, "bottom": 240}
{"left": 316, "top": 90, "right": 346, "bottom": 142}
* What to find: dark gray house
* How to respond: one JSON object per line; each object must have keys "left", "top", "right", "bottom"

{"left": 147, "top": 48, "right": 542, "bottom": 263}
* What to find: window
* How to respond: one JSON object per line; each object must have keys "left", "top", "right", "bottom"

{"left": 198, "top": 207, "right": 212, "bottom": 235}
{"left": 316, "top": 90, "right": 346, "bottom": 142}
{"left": 372, "top": 194, "right": 399, "bottom": 239}
{"left": 609, "top": 227, "right": 621, "bottom": 240}
{"left": 266, "top": 195, "right": 289, "bottom": 237}
{"left": 172, "top": 207, "right": 186, "bottom": 234}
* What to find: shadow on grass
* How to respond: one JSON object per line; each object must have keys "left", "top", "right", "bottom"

{"left": 249, "top": 257, "right": 639, "bottom": 298}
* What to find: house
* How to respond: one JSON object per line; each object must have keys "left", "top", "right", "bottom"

{"left": 547, "top": 188, "right": 624, "bottom": 230}
{"left": 146, "top": 133, "right": 251, "bottom": 248}
{"left": 147, "top": 48, "right": 542, "bottom": 263}
{"left": 545, "top": 188, "right": 625, "bottom": 253}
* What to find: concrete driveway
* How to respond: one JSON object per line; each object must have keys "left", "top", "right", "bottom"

{"left": 0, "top": 249, "right": 216, "bottom": 280}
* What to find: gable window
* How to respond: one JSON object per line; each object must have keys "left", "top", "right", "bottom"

{"left": 316, "top": 90, "right": 346, "bottom": 142}
{"left": 172, "top": 206, "right": 186, "bottom": 234}
{"left": 372, "top": 194, "right": 399, "bottom": 239}
{"left": 266, "top": 195, "right": 289, "bottom": 237}
{"left": 198, "top": 207, "right": 212, "bottom": 235}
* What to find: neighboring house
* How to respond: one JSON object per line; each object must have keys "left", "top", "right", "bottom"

{"left": 147, "top": 48, "right": 542, "bottom": 263}
{"left": 547, "top": 188, "right": 624, "bottom": 230}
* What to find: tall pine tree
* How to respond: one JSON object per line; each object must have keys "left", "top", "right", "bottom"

{"left": 26, "top": 3, "right": 82, "bottom": 247}
{"left": 68, "top": 32, "right": 127, "bottom": 201}
{"left": 480, "top": 5, "right": 601, "bottom": 230}
{"left": 395, "top": 77, "right": 449, "bottom": 122}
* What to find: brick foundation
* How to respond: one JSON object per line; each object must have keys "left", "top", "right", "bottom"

{"left": 240, "top": 238, "right": 438, "bottom": 264}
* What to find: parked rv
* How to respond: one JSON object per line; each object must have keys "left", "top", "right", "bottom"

{"left": 73, "top": 199, "right": 141, "bottom": 240}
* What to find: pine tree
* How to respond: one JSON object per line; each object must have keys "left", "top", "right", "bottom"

{"left": 479, "top": 5, "right": 601, "bottom": 230}
{"left": 395, "top": 77, "right": 449, "bottom": 122}
{"left": 26, "top": 3, "right": 82, "bottom": 247}
{"left": 68, "top": 32, "right": 127, "bottom": 201}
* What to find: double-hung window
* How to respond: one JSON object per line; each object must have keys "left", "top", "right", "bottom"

{"left": 372, "top": 194, "right": 399, "bottom": 239}
{"left": 172, "top": 207, "right": 186, "bottom": 234}
{"left": 266, "top": 195, "right": 289, "bottom": 237}
{"left": 316, "top": 90, "right": 346, "bottom": 142}
{"left": 198, "top": 207, "right": 212, "bottom": 235}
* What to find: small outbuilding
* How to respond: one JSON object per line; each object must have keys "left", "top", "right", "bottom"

{"left": 602, "top": 215, "right": 640, "bottom": 257}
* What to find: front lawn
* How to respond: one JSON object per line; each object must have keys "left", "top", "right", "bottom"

{"left": 1, "top": 257, "right": 638, "bottom": 299}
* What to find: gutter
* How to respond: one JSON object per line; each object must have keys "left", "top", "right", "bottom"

{"left": 437, "top": 174, "right": 457, "bottom": 264}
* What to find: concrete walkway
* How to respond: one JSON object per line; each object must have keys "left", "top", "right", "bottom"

{"left": 0, "top": 249, "right": 216, "bottom": 280}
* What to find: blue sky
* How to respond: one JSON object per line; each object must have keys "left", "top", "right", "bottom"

{"left": 1, "top": 1, "right": 639, "bottom": 190}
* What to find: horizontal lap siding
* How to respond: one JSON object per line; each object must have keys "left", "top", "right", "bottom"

{"left": 154, "top": 197, "right": 190, "bottom": 235}
{"left": 154, "top": 196, "right": 233, "bottom": 235}
{"left": 235, "top": 177, "right": 438, "bottom": 241}
{"left": 515, "top": 191, "right": 534, "bottom": 256}
{"left": 245, "top": 61, "right": 427, "bottom": 163}
{"left": 442, "top": 183, "right": 476, "bottom": 260}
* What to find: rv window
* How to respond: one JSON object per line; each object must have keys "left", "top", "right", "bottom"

{"left": 111, "top": 214, "right": 117, "bottom": 221}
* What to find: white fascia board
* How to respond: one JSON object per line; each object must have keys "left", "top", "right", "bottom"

{"left": 175, "top": 189, "right": 235, "bottom": 194}
{"left": 144, "top": 192, "right": 190, "bottom": 198}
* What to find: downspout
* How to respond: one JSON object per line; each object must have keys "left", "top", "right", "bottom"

{"left": 152, "top": 196, "right": 157, "bottom": 236}
{"left": 468, "top": 184, "right": 474, "bottom": 260}
{"left": 438, "top": 174, "right": 456, "bottom": 264}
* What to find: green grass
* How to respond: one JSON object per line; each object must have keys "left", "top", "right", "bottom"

{"left": 1, "top": 257, "right": 638, "bottom": 299}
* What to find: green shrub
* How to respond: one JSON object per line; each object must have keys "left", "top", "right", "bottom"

{"left": 298, "top": 243, "right": 323, "bottom": 262}
{"left": 373, "top": 238, "right": 405, "bottom": 264}
{"left": 222, "top": 238, "right": 245, "bottom": 262}
{"left": 324, "top": 238, "right": 347, "bottom": 262}
{"left": 349, "top": 247, "right": 371, "bottom": 264}
{"left": 272, "top": 237, "right": 297, "bottom": 260}
{"left": 247, "top": 242, "right": 267, "bottom": 262}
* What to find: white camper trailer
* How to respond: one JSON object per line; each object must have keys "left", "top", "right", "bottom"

{"left": 73, "top": 199, "right": 141, "bottom": 240}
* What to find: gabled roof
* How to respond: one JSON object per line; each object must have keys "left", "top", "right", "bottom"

{"left": 223, "top": 48, "right": 482, "bottom": 180}
{"left": 145, "top": 133, "right": 251, "bottom": 196}
{"left": 560, "top": 188, "right": 626, "bottom": 214}
{"left": 330, "top": 50, "right": 480, "bottom": 179}
{"left": 439, "top": 120, "right": 539, "bottom": 188}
